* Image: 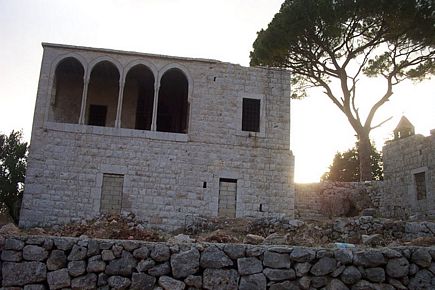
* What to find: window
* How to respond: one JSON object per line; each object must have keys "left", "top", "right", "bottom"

{"left": 88, "top": 105, "right": 107, "bottom": 127}
{"left": 242, "top": 98, "right": 261, "bottom": 132}
{"left": 415, "top": 172, "right": 427, "bottom": 200}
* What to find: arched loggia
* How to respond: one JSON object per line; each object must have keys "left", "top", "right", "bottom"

{"left": 85, "top": 61, "right": 120, "bottom": 127}
{"left": 156, "top": 68, "right": 189, "bottom": 133}
{"left": 49, "top": 57, "right": 84, "bottom": 124}
{"left": 121, "top": 65, "right": 155, "bottom": 130}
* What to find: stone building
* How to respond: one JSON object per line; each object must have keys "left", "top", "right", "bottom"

{"left": 19, "top": 43, "right": 295, "bottom": 229}
{"left": 382, "top": 117, "right": 435, "bottom": 218}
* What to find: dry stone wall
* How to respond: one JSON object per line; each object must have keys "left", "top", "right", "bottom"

{"left": 295, "top": 182, "right": 380, "bottom": 219}
{"left": 1, "top": 236, "right": 434, "bottom": 289}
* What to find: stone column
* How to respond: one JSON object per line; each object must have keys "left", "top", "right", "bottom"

{"left": 151, "top": 80, "right": 160, "bottom": 131}
{"left": 78, "top": 79, "right": 89, "bottom": 125}
{"left": 115, "top": 80, "right": 125, "bottom": 128}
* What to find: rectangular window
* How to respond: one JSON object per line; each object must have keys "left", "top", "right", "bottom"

{"left": 415, "top": 172, "right": 427, "bottom": 200}
{"left": 88, "top": 105, "right": 107, "bottom": 127}
{"left": 242, "top": 98, "right": 260, "bottom": 132}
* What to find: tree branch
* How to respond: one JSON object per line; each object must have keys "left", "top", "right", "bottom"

{"left": 371, "top": 116, "right": 393, "bottom": 130}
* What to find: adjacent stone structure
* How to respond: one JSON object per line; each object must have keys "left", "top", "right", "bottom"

{"left": 19, "top": 43, "right": 295, "bottom": 229}
{"left": 295, "top": 118, "right": 434, "bottom": 220}
{"left": 295, "top": 182, "right": 379, "bottom": 219}
{"left": 1, "top": 236, "right": 434, "bottom": 289}
{"left": 382, "top": 119, "right": 434, "bottom": 218}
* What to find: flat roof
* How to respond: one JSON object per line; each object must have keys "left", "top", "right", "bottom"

{"left": 41, "top": 42, "right": 290, "bottom": 73}
{"left": 42, "top": 42, "right": 222, "bottom": 64}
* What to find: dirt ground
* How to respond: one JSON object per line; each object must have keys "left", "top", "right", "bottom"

{"left": 1, "top": 213, "right": 432, "bottom": 248}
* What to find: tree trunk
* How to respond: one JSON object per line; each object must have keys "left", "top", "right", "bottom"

{"left": 358, "top": 131, "right": 372, "bottom": 181}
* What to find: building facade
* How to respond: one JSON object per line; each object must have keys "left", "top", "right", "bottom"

{"left": 19, "top": 43, "right": 295, "bottom": 229}
{"left": 382, "top": 118, "right": 435, "bottom": 218}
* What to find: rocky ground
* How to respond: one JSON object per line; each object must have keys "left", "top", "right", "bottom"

{"left": 1, "top": 213, "right": 434, "bottom": 248}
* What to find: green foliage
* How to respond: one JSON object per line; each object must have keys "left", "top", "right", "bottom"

{"left": 322, "top": 142, "right": 383, "bottom": 182}
{"left": 0, "top": 130, "right": 28, "bottom": 223}
{"left": 250, "top": 0, "right": 434, "bottom": 180}
{"left": 251, "top": 0, "right": 435, "bottom": 77}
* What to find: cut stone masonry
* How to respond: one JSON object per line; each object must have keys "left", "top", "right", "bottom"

{"left": 19, "top": 43, "right": 295, "bottom": 230}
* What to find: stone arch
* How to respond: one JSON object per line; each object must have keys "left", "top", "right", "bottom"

{"left": 85, "top": 60, "right": 120, "bottom": 127}
{"left": 121, "top": 64, "right": 155, "bottom": 130}
{"left": 122, "top": 59, "right": 158, "bottom": 84}
{"left": 86, "top": 56, "right": 123, "bottom": 81}
{"left": 48, "top": 56, "right": 85, "bottom": 124}
{"left": 156, "top": 64, "right": 192, "bottom": 133}
{"left": 157, "top": 63, "right": 193, "bottom": 99}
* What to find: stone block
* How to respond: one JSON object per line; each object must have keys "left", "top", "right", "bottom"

{"left": 263, "top": 251, "right": 290, "bottom": 269}
{"left": 170, "top": 248, "right": 200, "bottom": 278}
{"left": 2, "top": 261, "right": 47, "bottom": 286}
{"left": 237, "top": 257, "right": 263, "bottom": 275}
{"left": 203, "top": 268, "right": 239, "bottom": 290}
{"left": 47, "top": 268, "right": 70, "bottom": 290}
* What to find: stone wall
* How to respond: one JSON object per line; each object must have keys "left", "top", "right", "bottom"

{"left": 20, "top": 43, "right": 295, "bottom": 230}
{"left": 382, "top": 130, "right": 435, "bottom": 218}
{"left": 1, "top": 236, "right": 434, "bottom": 289}
{"left": 294, "top": 182, "right": 381, "bottom": 219}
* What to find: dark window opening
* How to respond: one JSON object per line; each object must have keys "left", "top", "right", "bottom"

{"left": 203, "top": 182, "right": 207, "bottom": 188}
{"left": 242, "top": 98, "right": 260, "bottom": 132}
{"left": 50, "top": 57, "right": 84, "bottom": 124}
{"left": 415, "top": 172, "right": 427, "bottom": 200}
{"left": 86, "top": 61, "right": 119, "bottom": 127}
{"left": 88, "top": 105, "right": 107, "bottom": 127}
{"left": 220, "top": 178, "right": 237, "bottom": 183}
{"left": 157, "top": 68, "right": 189, "bottom": 133}
{"left": 122, "top": 65, "right": 155, "bottom": 130}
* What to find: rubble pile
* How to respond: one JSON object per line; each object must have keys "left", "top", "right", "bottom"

{"left": 0, "top": 214, "right": 432, "bottom": 248}
{"left": 24, "top": 213, "right": 167, "bottom": 242}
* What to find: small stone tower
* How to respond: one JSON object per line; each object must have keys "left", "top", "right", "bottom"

{"left": 393, "top": 116, "right": 415, "bottom": 140}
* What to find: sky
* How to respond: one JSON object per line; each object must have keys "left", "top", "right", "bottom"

{"left": 0, "top": 0, "right": 434, "bottom": 182}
